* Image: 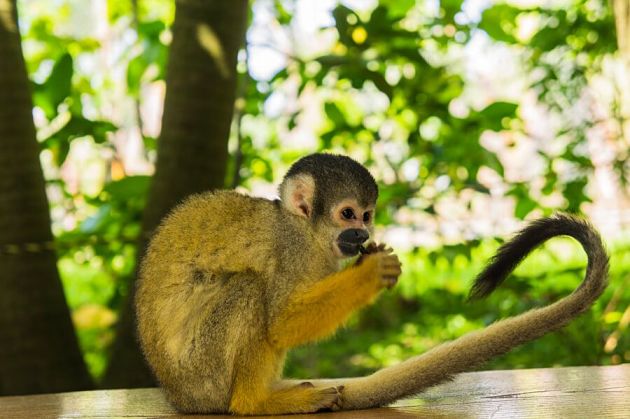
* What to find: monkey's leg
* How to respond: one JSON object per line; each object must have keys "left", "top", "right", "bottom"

{"left": 269, "top": 253, "right": 399, "bottom": 348}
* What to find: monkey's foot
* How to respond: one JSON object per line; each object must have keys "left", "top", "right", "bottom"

{"left": 230, "top": 383, "right": 345, "bottom": 415}
{"left": 313, "top": 386, "right": 344, "bottom": 412}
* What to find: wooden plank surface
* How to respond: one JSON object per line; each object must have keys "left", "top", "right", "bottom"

{"left": 1, "top": 365, "right": 628, "bottom": 418}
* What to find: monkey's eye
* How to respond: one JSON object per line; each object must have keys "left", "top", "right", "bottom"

{"left": 341, "top": 208, "right": 355, "bottom": 220}
{"left": 363, "top": 212, "right": 371, "bottom": 223}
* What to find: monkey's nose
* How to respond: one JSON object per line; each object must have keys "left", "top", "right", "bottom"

{"left": 339, "top": 228, "right": 369, "bottom": 244}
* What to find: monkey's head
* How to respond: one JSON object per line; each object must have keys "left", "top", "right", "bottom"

{"left": 279, "top": 153, "right": 378, "bottom": 259}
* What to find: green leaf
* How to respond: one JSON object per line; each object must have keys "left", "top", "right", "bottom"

{"left": 564, "top": 179, "right": 590, "bottom": 212}
{"left": 273, "top": 0, "right": 292, "bottom": 24}
{"left": 365, "top": 69, "right": 393, "bottom": 98}
{"left": 41, "top": 114, "right": 117, "bottom": 165}
{"left": 104, "top": 176, "right": 151, "bottom": 201}
{"left": 479, "top": 5, "right": 521, "bottom": 44}
{"left": 60, "top": 116, "right": 117, "bottom": 144}
{"left": 127, "top": 55, "right": 148, "bottom": 96}
{"left": 34, "top": 53, "right": 74, "bottom": 118}
{"left": 380, "top": 0, "right": 415, "bottom": 18}
{"left": 324, "top": 102, "right": 345, "bottom": 125}
{"left": 478, "top": 102, "right": 518, "bottom": 131}
{"left": 80, "top": 204, "right": 113, "bottom": 234}
{"left": 479, "top": 101, "right": 518, "bottom": 120}
{"left": 514, "top": 197, "right": 537, "bottom": 219}
{"left": 43, "top": 136, "right": 71, "bottom": 167}
{"left": 137, "top": 20, "right": 166, "bottom": 38}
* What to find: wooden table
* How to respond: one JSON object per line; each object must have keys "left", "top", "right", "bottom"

{"left": 1, "top": 365, "right": 628, "bottom": 418}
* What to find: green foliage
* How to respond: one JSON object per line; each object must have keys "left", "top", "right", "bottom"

{"left": 55, "top": 175, "right": 148, "bottom": 377}
{"left": 33, "top": 53, "right": 73, "bottom": 118}
{"left": 126, "top": 21, "right": 168, "bottom": 95}
{"left": 479, "top": 0, "right": 620, "bottom": 206}
{"left": 259, "top": 0, "right": 527, "bottom": 227}
{"left": 19, "top": 0, "right": 172, "bottom": 378}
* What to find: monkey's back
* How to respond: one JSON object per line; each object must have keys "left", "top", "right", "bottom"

{"left": 135, "top": 191, "right": 279, "bottom": 412}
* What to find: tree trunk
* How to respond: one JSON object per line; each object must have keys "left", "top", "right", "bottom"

{"left": 102, "top": 0, "right": 248, "bottom": 387}
{"left": 0, "top": 0, "right": 92, "bottom": 395}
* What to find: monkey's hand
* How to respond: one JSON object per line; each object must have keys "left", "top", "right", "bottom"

{"left": 359, "top": 242, "right": 387, "bottom": 255}
{"left": 356, "top": 242, "right": 389, "bottom": 264}
{"left": 376, "top": 251, "right": 402, "bottom": 289}
{"left": 358, "top": 246, "right": 401, "bottom": 289}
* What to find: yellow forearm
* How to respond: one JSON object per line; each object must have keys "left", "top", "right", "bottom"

{"left": 269, "top": 257, "right": 381, "bottom": 348}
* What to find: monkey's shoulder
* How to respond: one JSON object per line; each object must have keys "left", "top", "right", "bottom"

{"left": 146, "top": 190, "right": 283, "bottom": 271}
{"left": 164, "top": 190, "right": 277, "bottom": 230}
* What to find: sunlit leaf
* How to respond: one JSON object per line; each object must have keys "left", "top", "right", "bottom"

{"left": 33, "top": 53, "right": 73, "bottom": 119}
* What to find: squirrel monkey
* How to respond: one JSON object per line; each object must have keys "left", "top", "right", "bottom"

{"left": 135, "top": 153, "right": 608, "bottom": 415}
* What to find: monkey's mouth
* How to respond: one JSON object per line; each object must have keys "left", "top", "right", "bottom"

{"left": 336, "top": 228, "right": 370, "bottom": 257}
{"left": 336, "top": 241, "right": 364, "bottom": 257}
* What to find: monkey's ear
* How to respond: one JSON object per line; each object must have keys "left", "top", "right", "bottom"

{"left": 280, "top": 174, "right": 315, "bottom": 219}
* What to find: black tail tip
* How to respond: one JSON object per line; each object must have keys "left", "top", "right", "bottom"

{"left": 466, "top": 212, "right": 605, "bottom": 302}
{"left": 467, "top": 275, "right": 495, "bottom": 301}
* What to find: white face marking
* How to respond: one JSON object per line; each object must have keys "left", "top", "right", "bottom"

{"left": 330, "top": 198, "right": 375, "bottom": 258}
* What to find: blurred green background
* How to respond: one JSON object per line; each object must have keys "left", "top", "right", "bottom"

{"left": 3, "top": 0, "right": 628, "bottom": 391}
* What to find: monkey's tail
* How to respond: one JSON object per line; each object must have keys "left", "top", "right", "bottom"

{"left": 339, "top": 213, "right": 609, "bottom": 410}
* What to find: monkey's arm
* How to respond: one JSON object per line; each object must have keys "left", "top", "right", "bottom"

{"left": 268, "top": 251, "right": 400, "bottom": 349}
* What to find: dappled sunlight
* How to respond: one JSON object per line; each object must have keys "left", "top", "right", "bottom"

{"left": 196, "top": 23, "right": 230, "bottom": 78}
{"left": 0, "top": 0, "right": 17, "bottom": 33}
